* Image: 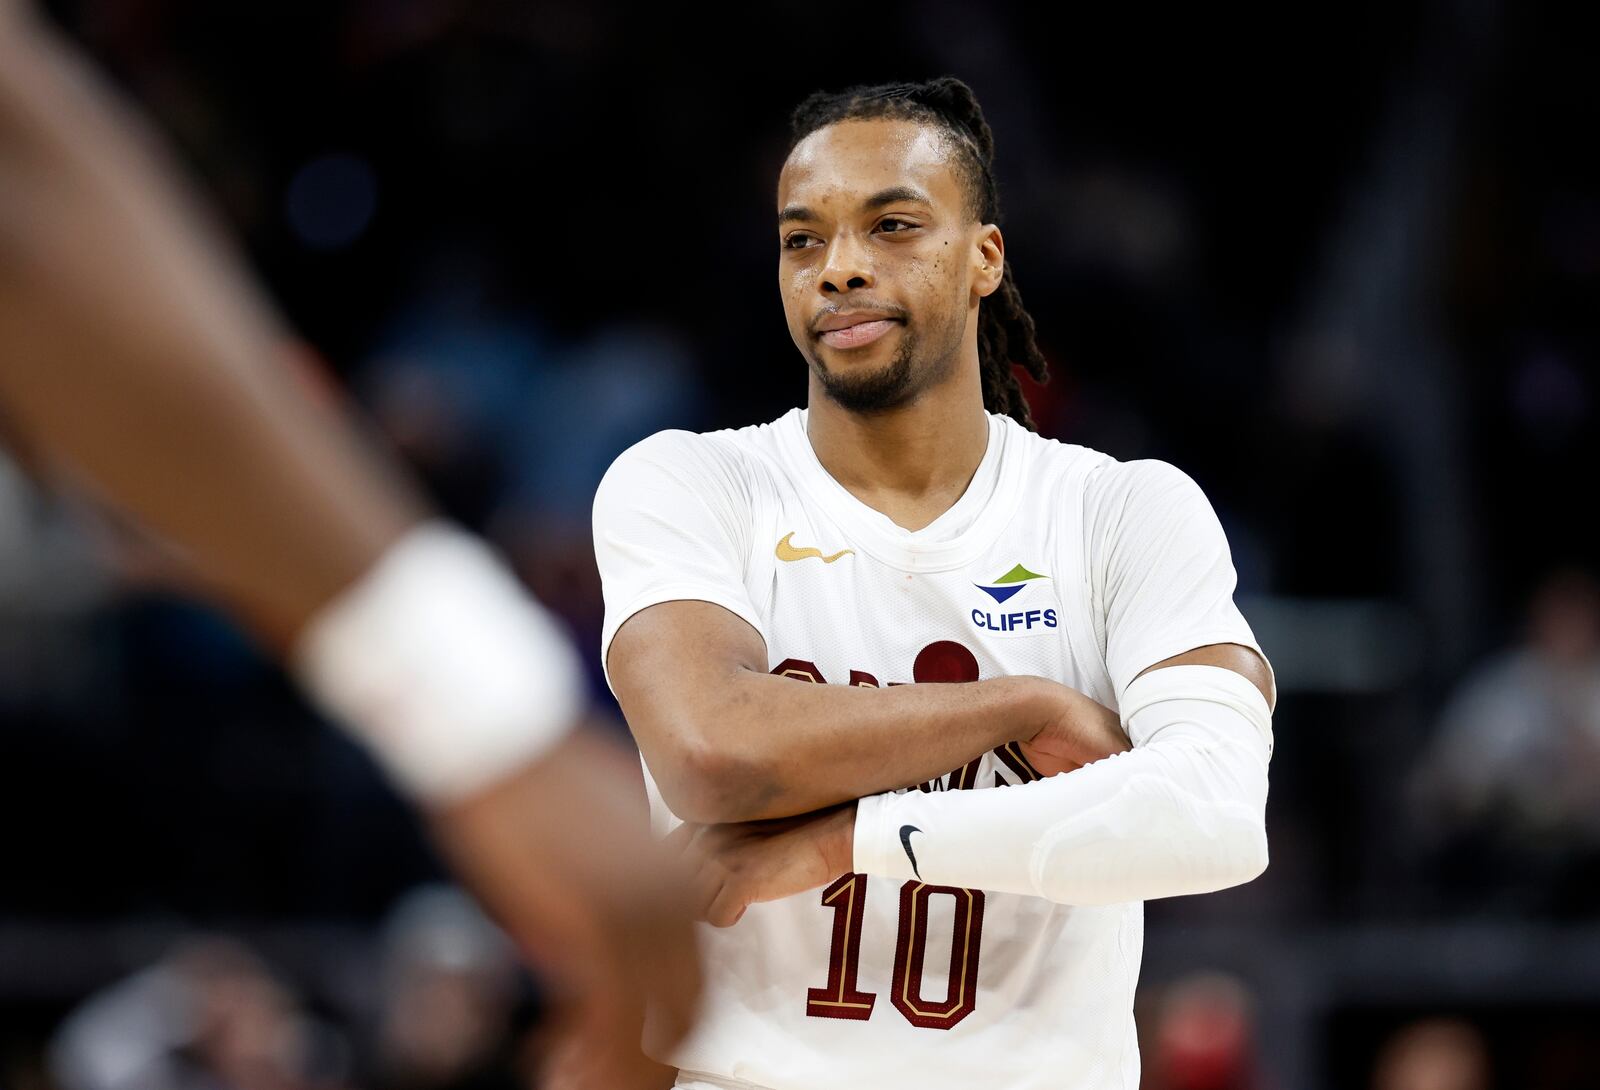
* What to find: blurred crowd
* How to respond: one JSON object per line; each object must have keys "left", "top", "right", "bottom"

{"left": 15, "top": 944, "right": 1594, "bottom": 1090}
{"left": 2, "top": 0, "right": 1599, "bottom": 1087}
{"left": 23, "top": 887, "right": 542, "bottom": 1090}
{"left": 1411, "top": 568, "right": 1600, "bottom": 919}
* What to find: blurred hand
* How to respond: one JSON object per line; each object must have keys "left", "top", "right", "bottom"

{"left": 428, "top": 727, "right": 701, "bottom": 1089}
{"left": 1020, "top": 685, "right": 1131, "bottom": 777}
{"left": 535, "top": 1020, "right": 679, "bottom": 1090}
{"left": 670, "top": 806, "right": 855, "bottom": 928}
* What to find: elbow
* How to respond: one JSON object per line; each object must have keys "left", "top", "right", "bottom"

{"left": 1205, "top": 815, "right": 1269, "bottom": 892}
{"left": 1185, "top": 747, "right": 1271, "bottom": 892}
{"left": 647, "top": 735, "right": 781, "bottom": 825}
{"left": 1229, "top": 824, "right": 1270, "bottom": 887}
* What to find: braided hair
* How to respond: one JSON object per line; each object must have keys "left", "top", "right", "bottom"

{"left": 788, "top": 77, "right": 1049, "bottom": 430}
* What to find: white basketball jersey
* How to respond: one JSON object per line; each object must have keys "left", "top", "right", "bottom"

{"left": 593, "top": 407, "right": 1265, "bottom": 1090}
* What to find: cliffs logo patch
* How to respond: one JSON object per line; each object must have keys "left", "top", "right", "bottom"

{"left": 972, "top": 563, "right": 1057, "bottom": 636}
{"left": 976, "top": 563, "right": 1047, "bottom": 604}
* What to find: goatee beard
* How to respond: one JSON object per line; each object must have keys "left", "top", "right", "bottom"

{"left": 810, "top": 336, "right": 919, "bottom": 414}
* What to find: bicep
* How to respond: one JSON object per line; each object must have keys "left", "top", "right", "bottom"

{"left": 608, "top": 598, "right": 768, "bottom": 714}
{"left": 606, "top": 599, "right": 769, "bottom": 817}
{"left": 1134, "top": 642, "right": 1275, "bottom": 712}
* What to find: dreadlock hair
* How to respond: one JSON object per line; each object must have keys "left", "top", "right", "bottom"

{"left": 787, "top": 76, "right": 1049, "bottom": 430}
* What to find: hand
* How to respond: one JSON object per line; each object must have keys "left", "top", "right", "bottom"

{"left": 1020, "top": 683, "right": 1131, "bottom": 777}
{"left": 531, "top": 1004, "right": 680, "bottom": 1090}
{"left": 671, "top": 805, "right": 856, "bottom": 927}
{"left": 428, "top": 727, "right": 702, "bottom": 1090}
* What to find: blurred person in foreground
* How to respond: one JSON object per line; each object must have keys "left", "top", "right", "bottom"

{"left": 1411, "top": 568, "right": 1600, "bottom": 916}
{"left": 595, "top": 77, "right": 1275, "bottom": 1088}
{"left": 0, "top": 5, "right": 697, "bottom": 1081}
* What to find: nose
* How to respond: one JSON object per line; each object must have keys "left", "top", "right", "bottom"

{"left": 819, "top": 231, "right": 873, "bottom": 295}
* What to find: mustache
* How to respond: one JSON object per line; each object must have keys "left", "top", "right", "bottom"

{"left": 809, "top": 303, "right": 910, "bottom": 336}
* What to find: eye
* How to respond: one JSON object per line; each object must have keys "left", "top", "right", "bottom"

{"left": 876, "top": 217, "right": 916, "bottom": 234}
{"left": 782, "top": 233, "right": 819, "bottom": 251}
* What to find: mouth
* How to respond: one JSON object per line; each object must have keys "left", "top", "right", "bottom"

{"left": 817, "top": 318, "right": 901, "bottom": 350}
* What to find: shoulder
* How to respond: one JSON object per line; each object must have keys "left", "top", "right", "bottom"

{"left": 989, "top": 423, "right": 1229, "bottom": 577}
{"left": 1075, "top": 456, "right": 1231, "bottom": 569}
{"left": 991, "top": 415, "right": 1116, "bottom": 488}
{"left": 1083, "top": 457, "right": 1210, "bottom": 520}
{"left": 993, "top": 418, "right": 1203, "bottom": 515}
{"left": 598, "top": 420, "right": 776, "bottom": 492}
{"left": 594, "top": 413, "right": 799, "bottom": 524}
{"left": 601, "top": 427, "right": 736, "bottom": 477}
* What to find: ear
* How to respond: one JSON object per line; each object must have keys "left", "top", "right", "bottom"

{"left": 971, "top": 224, "right": 1005, "bottom": 301}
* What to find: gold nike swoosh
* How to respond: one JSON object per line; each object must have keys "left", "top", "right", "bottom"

{"left": 775, "top": 532, "right": 853, "bottom": 564}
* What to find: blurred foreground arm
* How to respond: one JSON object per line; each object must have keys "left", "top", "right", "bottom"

{"left": 0, "top": 9, "right": 697, "bottom": 1074}
{"left": 0, "top": 6, "right": 408, "bottom": 631}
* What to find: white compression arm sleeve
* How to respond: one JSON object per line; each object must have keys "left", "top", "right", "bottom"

{"left": 851, "top": 665, "right": 1272, "bottom": 905}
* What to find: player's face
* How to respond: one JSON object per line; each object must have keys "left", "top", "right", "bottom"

{"left": 777, "top": 119, "right": 983, "bottom": 413}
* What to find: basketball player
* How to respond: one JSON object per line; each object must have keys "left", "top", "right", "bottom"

{"left": 595, "top": 78, "right": 1276, "bottom": 1088}
{"left": 0, "top": 8, "right": 696, "bottom": 1080}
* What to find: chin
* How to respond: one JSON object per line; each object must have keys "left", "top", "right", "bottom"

{"left": 814, "top": 345, "right": 897, "bottom": 380}
{"left": 811, "top": 349, "right": 918, "bottom": 414}
{"left": 816, "top": 341, "right": 893, "bottom": 371}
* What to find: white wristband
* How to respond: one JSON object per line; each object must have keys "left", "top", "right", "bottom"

{"left": 290, "top": 521, "right": 583, "bottom": 803}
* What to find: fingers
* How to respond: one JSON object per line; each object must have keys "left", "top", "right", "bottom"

{"left": 1017, "top": 740, "right": 1080, "bottom": 778}
{"left": 674, "top": 831, "right": 744, "bottom": 926}
{"left": 677, "top": 817, "right": 843, "bottom": 926}
{"left": 687, "top": 853, "right": 732, "bottom": 923}
{"left": 672, "top": 823, "right": 737, "bottom": 923}
{"left": 705, "top": 882, "right": 748, "bottom": 928}
{"left": 662, "top": 819, "right": 699, "bottom": 855}
{"left": 540, "top": 994, "right": 678, "bottom": 1090}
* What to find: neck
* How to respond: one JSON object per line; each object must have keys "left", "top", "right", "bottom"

{"left": 805, "top": 354, "right": 990, "bottom": 533}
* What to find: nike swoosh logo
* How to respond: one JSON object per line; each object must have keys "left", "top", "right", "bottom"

{"left": 899, "top": 824, "right": 923, "bottom": 879}
{"left": 775, "top": 532, "right": 853, "bottom": 564}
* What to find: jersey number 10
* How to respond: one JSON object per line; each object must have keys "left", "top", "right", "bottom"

{"left": 775, "top": 641, "right": 1029, "bottom": 1032}
{"left": 806, "top": 872, "right": 984, "bottom": 1030}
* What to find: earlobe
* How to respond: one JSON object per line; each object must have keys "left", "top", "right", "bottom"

{"left": 975, "top": 227, "right": 1005, "bottom": 297}
{"left": 974, "top": 258, "right": 1003, "bottom": 299}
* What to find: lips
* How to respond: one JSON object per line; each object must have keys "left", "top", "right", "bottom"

{"left": 816, "top": 316, "right": 901, "bottom": 350}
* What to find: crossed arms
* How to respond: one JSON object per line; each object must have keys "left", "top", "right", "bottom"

{"left": 607, "top": 599, "right": 1133, "bottom": 825}
{"left": 608, "top": 595, "right": 1275, "bottom": 922}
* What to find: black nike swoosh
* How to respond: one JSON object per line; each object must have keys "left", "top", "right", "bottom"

{"left": 899, "top": 824, "right": 923, "bottom": 879}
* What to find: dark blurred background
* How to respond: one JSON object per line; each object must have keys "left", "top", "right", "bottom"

{"left": 2, "top": 1, "right": 1598, "bottom": 1088}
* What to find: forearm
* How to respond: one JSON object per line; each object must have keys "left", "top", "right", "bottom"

{"left": 629, "top": 668, "right": 1054, "bottom": 823}
{"left": 850, "top": 666, "right": 1272, "bottom": 904}
{"left": 0, "top": 16, "right": 419, "bottom": 636}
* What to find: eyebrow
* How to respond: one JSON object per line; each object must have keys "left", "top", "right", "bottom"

{"left": 777, "top": 185, "right": 933, "bottom": 225}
